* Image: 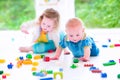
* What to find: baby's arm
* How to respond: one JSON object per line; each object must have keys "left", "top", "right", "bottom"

{"left": 79, "top": 46, "right": 90, "bottom": 62}
{"left": 50, "top": 46, "right": 63, "bottom": 60}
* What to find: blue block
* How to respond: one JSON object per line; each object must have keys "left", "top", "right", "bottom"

{"left": 40, "top": 77, "right": 53, "bottom": 80}
{"left": 89, "top": 66, "right": 97, "bottom": 71}
{"left": 102, "top": 45, "right": 108, "bottom": 48}
{"left": 101, "top": 73, "right": 107, "bottom": 78}
{"left": 109, "top": 60, "right": 115, "bottom": 62}
{"left": 35, "top": 72, "right": 45, "bottom": 77}
{"left": 7, "top": 63, "right": 13, "bottom": 69}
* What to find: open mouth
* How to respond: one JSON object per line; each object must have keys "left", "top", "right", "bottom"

{"left": 73, "top": 40, "right": 77, "bottom": 42}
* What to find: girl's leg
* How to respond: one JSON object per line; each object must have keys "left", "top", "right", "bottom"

{"left": 32, "top": 40, "right": 56, "bottom": 54}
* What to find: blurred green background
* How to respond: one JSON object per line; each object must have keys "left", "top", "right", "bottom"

{"left": 0, "top": 0, "right": 120, "bottom": 30}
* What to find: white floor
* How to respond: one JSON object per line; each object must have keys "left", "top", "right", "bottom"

{"left": 0, "top": 29, "right": 120, "bottom": 80}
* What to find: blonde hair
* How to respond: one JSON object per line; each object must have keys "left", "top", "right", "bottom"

{"left": 66, "top": 17, "right": 85, "bottom": 29}
{"left": 39, "top": 8, "right": 60, "bottom": 30}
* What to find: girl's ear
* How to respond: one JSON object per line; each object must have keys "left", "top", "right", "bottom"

{"left": 65, "top": 29, "right": 68, "bottom": 33}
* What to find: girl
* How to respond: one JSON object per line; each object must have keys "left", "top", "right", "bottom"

{"left": 51, "top": 18, "right": 99, "bottom": 62}
{"left": 19, "top": 8, "right": 69, "bottom": 54}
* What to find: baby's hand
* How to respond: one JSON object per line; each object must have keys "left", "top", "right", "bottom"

{"left": 50, "top": 57, "right": 59, "bottom": 60}
{"left": 79, "top": 57, "right": 89, "bottom": 62}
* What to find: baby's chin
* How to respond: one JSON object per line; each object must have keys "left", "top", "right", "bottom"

{"left": 72, "top": 40, "right": 79, "bottom": 43}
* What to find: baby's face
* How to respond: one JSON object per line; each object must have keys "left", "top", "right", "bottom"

{"left": 66, "top": 26, "right": 84, "bottom": 43}
{"left": 41, "top": 16, "right": 55, "bottom": 32}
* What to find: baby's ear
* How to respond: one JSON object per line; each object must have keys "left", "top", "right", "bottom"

{"left": 82, "top": 28, "right": 85, "bottom": 32}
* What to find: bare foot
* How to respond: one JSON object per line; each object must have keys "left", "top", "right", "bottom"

{"left": 19, "top": 47, "right": 32, "bottom": 52}
{"left": 50, "top": 57, "right": 59, "bottom": 60}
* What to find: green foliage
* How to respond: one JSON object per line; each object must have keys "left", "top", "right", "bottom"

{"left": 75, "top": 0, "right": 120, "bottom": 28}
{"left": 0, "top": 0, "right": 35, "bottom": 30}
{"left": 0, "top": 0, "right": 120, "bottom": 30}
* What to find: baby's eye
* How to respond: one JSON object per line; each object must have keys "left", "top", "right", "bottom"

{"left": 47, "top": 25, "right": 50, "bottom": 27}
{"left": 76, "top": 34, "right": 80, "bottom": 36}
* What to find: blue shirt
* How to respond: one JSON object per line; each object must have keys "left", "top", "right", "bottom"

{"left": 59, "top": 35, "right": 94, "bottom": 58}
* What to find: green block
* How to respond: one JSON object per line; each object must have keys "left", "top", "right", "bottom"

{"left": 103, "top": 62, "right": 116, "bottom": 66}
{"left": 26, "top": 53, "right": 32, "bottom": 59}
{"left": 32, "top": 72, "right": 36, "bottom": 76}
{"left": 0, "top": 70, "right": 3, "bottom": 75}
{"left": 41, "top": 55, "right": 45, "bottom": 58}
{"left": 73, "top": 58, "right": 79, "bottom": 63}
{"left": 70, "top": 64, "right": 77, "bottom": 69}
{"left": 47, "top": 70, "right": 53, "bottom": 74}
{"left": 117, "top": 74, "right": 120, "bottom": 79}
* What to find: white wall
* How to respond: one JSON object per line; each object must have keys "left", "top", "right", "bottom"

{"left": 34, "top": 0, "right": 75, "bottom": 30}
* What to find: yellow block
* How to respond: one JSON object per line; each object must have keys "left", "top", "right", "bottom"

{"left": 31, "top": 67, "right": 37, "bottom": 71}
{"left": 34, "top": 55, "right": 41, "bottom": 60}
{"left": 0, "top": 59, "right": 5, "bottom": 63}
{"left": 4, "top": 73, "right": 10, "bottom": 76}
{"left": 54, "top": 72, "right": 63, "bottom": 79}
{"left": 32, "top": 62, "right": 39, "bottom": 66}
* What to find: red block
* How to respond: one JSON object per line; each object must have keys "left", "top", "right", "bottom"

{"left": 91, "top": 69, "right": 102, "bottom": 73}
{"left": 84, "top": 64, "right": 94, "bottom": 67}
{"left": 48, "top": 50, "right": 54, "bottom": 53}
{"left": 44, "top": 56, "right": 50, "bottom": 62}
{"left": 114, "top": 44, "right": 120, "bottom": 47}
{"left": 2, "top": 75, "right": 6, "bottom": 79}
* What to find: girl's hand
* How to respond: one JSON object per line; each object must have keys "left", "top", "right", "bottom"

{"left": 79, "top": 57, "right": 89, "bottom": 62}
{"left": 21, "top": 27, "right": 29, "bottom": 34}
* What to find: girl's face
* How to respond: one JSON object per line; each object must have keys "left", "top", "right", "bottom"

{"left": 41, "top": 16, "right": 55, "bottom": 32}
{"left": 66, "top": 26, "right": 84, "bottom": 43}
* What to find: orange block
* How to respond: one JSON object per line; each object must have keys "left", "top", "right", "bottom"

{"left": 23, "top": 59, "right": 32, "bottom": 65}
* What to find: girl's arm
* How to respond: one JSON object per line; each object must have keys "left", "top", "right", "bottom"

{"left": 79, "top": 46, "right": 90, "bottom": 62}
{"left": 50, "top": 46, "right": 63, "bottom": 60}
{"left": 20, "top": 20, "right": 40, "bottom": 34}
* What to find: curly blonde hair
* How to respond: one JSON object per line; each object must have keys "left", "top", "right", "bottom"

{"left": 39, "top": 8, "right": 60, "bottom": 30}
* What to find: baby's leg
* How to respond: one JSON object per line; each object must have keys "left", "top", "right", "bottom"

{"left": 90, "top": 38, "right": 100, "bottom": 56}
{"left": 90, "top": 48, "right": 99, "bottom": 56}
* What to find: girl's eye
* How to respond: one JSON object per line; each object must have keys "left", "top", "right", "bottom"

{"left": 43, "top": 23, "right": 45, "bottom": 25}
{"left": 70, "top": 35, "right": 73, "bottom": 37}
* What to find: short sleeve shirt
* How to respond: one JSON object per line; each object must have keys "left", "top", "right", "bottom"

{"left": 59, "top": 35, "right": 93, "bottom": 58}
